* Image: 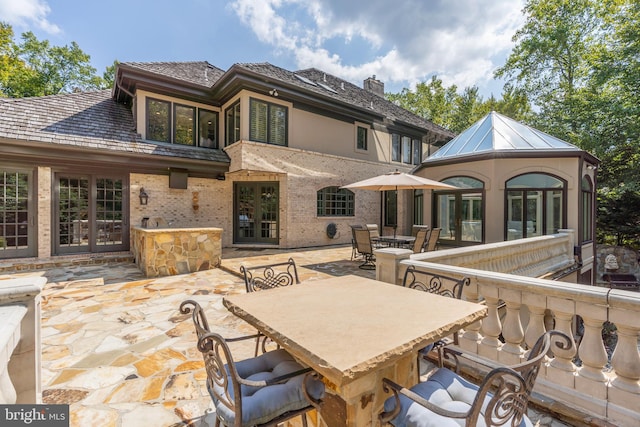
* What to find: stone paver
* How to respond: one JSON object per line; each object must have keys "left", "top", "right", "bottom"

{"left": 6, "top": 245, "right": 570, "bottom": 426}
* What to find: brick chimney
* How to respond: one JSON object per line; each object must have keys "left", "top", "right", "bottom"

{"left": 363, "top": 75, "right": 384, "bottom": 97}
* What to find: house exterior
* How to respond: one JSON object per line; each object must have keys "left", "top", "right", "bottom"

{"left": 0, "top": 61, "right": 454, "bottom": 261}
{"left": 414, "top": 112, "right": 599, "bottom": 284}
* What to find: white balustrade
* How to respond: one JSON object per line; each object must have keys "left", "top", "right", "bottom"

{"left": 376, "top": 232, "right": 640, "bottom": 426}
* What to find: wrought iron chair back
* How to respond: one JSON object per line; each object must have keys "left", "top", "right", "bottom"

{"left": 425, "top": 227, "right": 441, "bottom": 251}
{"left": 179, "top": 299, "right": 323, "bottom": 427}
{"left": 402, "top": 265, "right": 469, "bottom": 300}
{"left": 354, "top": 228, "right": 376, "bottom": 270}
{"left": 411, "top": 229, "right": 429, "bottom": 253}
{"left": 240, "top": 257, "right": 300, "bottom": 292}
{"left": 380, "top": 330, "right": 571, "bottom": 427}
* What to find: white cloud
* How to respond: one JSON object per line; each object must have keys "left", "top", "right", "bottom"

{"left": 0, "top": 0, "right": 61, "bottom": 34}
{"left": 230, "top": 0, "right": 524, "bottom": 96}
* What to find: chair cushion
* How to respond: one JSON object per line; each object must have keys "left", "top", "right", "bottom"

{"left": 383, "top": 368, "right": 533, "bottom": 427}
{"left": 211, "top": 348, "right": 325, "bottom": 427}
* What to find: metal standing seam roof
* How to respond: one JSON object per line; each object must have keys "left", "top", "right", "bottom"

{"left": 426, "top": 111, "right": 582, "bottom": 161}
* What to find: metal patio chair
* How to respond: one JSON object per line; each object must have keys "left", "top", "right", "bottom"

{"left": 240, "top": 258, "right": 300, "bottom": 355}
{"left": 425, "top": 227, "right": 441, "bottom": 251}
{"left": 353, "top": 228, "right": 376, "bottom": 270}
{"left": 380, "top": 330, "right": 571, "bottom": 427}
{"left": 180, "top": 300, "right": 324, "bottom": 427}
{"left": 410, "top": 228, "right": 429, "bottom": 253}
{"left": 402, "top": 265, "right": 471, "bottom": 368}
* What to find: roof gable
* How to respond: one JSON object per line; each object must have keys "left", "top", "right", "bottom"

{"left": 426, "top": 111, "right": 581, "bottom": 161}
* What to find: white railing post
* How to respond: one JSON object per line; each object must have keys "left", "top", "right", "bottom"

{"left": 478, "top": 282, "right": 502, "bottom": 360}
{"left": 0, "top": 277, "right": 44, "bottom": 404}
{"left": 499, "top": 288, "right": 525, "bottom": 365}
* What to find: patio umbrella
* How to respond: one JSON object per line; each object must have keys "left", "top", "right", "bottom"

{"left": 341, "top": 170, "right": 458, "bottom": 237}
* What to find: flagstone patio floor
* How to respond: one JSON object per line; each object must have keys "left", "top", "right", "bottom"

{"left": 4, "top": 245, "right": 572, "bottom": 427}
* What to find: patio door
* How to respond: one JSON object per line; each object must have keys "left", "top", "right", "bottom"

{"left": 234, "top": 182, "right": 279, "bottom": 244}
{"left": 55, "top": 174, "right": 128, "bottom": 254}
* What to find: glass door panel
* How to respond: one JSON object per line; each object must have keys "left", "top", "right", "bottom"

{"left": 96, "top": 178, "right": 124, "bottom": 246}
{"left": 58, "top": 177, "right": 90, "bottom": 251}
{"left": 0, "top": 170, "right": 34, "bottom": 258}
{"left": 436, "top": 193, "right": 457, "bottom": 241}
{"left": 461, "top": 193, "right": 483, "bottom": 243}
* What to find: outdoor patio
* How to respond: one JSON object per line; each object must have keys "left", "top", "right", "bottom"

{"left": 4, "top": 245, "right": 583, "bottom": 426}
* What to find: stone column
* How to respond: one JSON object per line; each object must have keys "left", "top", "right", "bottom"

{"left": 375, "top": 248, "right": 412, "bottom": 285}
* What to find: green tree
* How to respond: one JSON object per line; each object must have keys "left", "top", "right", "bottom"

{"left": 387, "top": 77, "right": 532, "bottom": 133}
{"left": 0, "top": 22, "right": 110, "bottom": 97}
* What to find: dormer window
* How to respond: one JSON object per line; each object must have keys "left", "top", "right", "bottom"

{"left": 145, "top": 97, "right": 218, "bottom": 148}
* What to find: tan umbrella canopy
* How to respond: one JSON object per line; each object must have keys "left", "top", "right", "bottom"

{"left": 341, "top": 170, "right": 458, "bottom": 191}
{"left": 341, "top": 170, "right": 459, "bottom": 236}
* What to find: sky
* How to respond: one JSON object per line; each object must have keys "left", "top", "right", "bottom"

{"left": 0, "top": 0, "right": 525, "bottom": 98}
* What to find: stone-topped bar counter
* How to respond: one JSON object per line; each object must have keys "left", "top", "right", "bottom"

{"left": 131, "top": 226, "right": 222, "bottom": 277}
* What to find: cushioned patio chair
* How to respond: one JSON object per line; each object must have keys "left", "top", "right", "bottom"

{"left": 240, "top": 257, "right": 300, "bottom": 292}
{"left": 411, "top": 224, "right": 430, "bottom": 237}
{"left": 379, "top": 330, "right": 571, "bottom": 427}
{"left": 180, "top": 300, "right": 324, "bottom": 427}
{"left": 353, "top": 228, "right": 376, "bottom": 270}
{"left": 402, "top": 266, "right": 471, "bottom": 367}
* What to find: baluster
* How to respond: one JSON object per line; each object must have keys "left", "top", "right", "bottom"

{"left": 523, "top": 303, "right": 546, "bottom": 354}
{"left": 577, "top": 316, "right": 608, "bottom": 383}
{"left": 547, "top": 307, "right": 577, "bottom": 383}
{"left": 459, "top": 280, "right": 483, "bottom": 351}
{"left": 500, "top": 289, "right": 525, "bottom": 365}
{"left": 479, "top": 291, "right": 502, "bottom": 360}
{"left": 610, "top": 324, "right": 640, "bottom": 393}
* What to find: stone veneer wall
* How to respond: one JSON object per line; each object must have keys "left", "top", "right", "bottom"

{"left": 131, "top": 227, "right": 222, "bottom": 277}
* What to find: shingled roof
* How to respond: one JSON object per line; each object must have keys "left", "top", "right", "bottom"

{"left": 122, "top": 61, "right": 225, "bottom": 88}
{"left": 232, "top": 63, "right": 455, "bottom": 140}
{"left": 116, "top": 61, "right": 454, "bottom": 141}
{"left": 0, "top": 90, "right": 229, "bottom": 163}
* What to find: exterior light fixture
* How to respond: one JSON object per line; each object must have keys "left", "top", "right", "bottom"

{"left": 269, "top": 89, "right": 279, "bottom": 97}
{"left": 139, "top": 188, "right": 149, "bottom": 205}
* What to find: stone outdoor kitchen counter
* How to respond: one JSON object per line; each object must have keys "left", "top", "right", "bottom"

{"left": 131, "top": 226, "right": 222, "bottom": 277}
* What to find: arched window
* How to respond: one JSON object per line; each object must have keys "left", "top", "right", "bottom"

{"left": 505, "top": 173, "right": 565, "bottom": 240}
{"left": 434, "top": 176, "right": 484, "bottom": 245}
{"left": 581, "top": 176, "right": 593, "bottom": 242}
{"left": 317, "top": 187, "right": 354, "bottom": 217}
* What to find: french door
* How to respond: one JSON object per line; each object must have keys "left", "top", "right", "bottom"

{"left": 234, "top": 182, "right": 279, "bottom": 244}
{"left": 55, "top": 174, "right": 128, "bottom": 254}
{"left": 435, "top": 191, "right": 484, "bottom": 245}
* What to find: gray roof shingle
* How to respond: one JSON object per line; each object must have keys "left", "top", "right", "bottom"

{"left": 0, "top": 90, "right": 229, "bottom": 163}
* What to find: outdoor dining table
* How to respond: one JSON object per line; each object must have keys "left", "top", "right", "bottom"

{"left": 222, "top": 274, "right": 487, "bottom": 427}
{"left": 375, "top": 234, "right": 415, "bottom": 248}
